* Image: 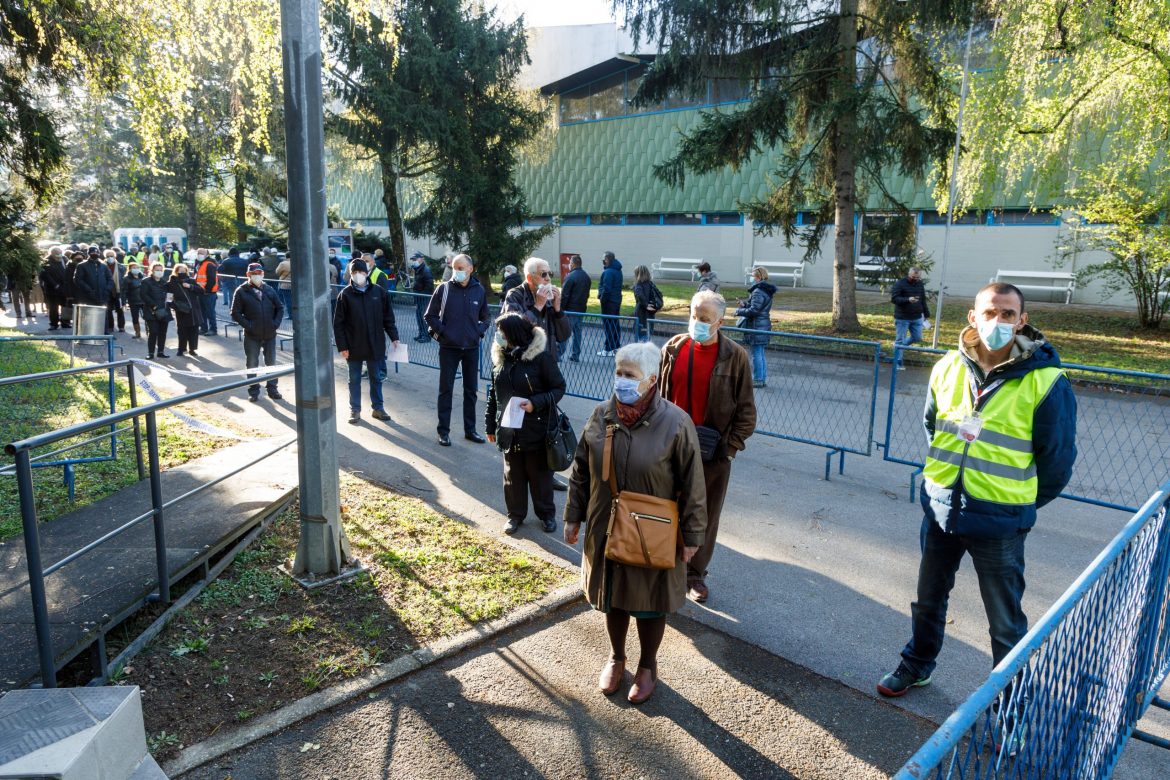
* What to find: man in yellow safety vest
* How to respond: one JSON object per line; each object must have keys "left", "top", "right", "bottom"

{"left": 878, "top": 282, "right": 1077, "bottom": 700}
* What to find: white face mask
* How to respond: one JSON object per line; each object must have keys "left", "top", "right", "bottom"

{"left": 249, "top": 274, "right": 264, "bottom": 286}
{"left": 152, "top": 270, "right": 164, "bottom": 280}
{"left": 351, "top": 273, "right": 368, "bottom": 287}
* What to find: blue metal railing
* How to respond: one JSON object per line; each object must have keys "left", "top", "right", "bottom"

{"left": 881, "top": 344, "right": 1170, "bottom": 512}
{"left": 897, "top": 480, "right": 1170, "bottom": 778}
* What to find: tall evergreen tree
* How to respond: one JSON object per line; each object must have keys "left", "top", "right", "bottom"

{"left": 616, "top": 0, "right": 978, "bottom": 332}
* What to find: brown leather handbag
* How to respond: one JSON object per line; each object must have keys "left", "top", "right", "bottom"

{"left": 602, "top": 424, "right": 680, "bottom": 570}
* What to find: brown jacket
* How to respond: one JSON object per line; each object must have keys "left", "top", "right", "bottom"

{"left": 657, "top": 332, "right": 757, "bottom": 459}
{"left": 564, "top": 394, "right": 708, "bottom": 614}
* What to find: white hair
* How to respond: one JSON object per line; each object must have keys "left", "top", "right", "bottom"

{"left": 614, "top": 342, "right": 661, "bottom": 381}
{"left": 503, "top": 265, "right": 517, "bottom": 275}
{"left": 691, "top": 290, "right": 727, "bottom": 318}
{"left": 523, "top": 257, "right": 549, "bottom": 277}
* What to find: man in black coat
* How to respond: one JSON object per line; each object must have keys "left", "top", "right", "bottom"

{"left": 558, "top": 254, "right": 591, "bottom": 361}
{"left": 39, "top": 248, "right": 71, "bottom": 330}
{"left": 409, "top": 251, "right": 434, "bottom": 342}
{"left": 502, "top": 257, "right": 566, "bottom": 361}
{"left": 890, "top": 267, "right": 931, "bottom": 370}
{"left": 333, "top": 259, "right": 400, "bottom": 425}
{"left": 424, "top": 253, "right": 489, "bottom": 446}
{"left": 230, "top": 262, "right": 285, "bottom": 402}
{"left": 72, "top": 252, "right": 112, "bottom": 307}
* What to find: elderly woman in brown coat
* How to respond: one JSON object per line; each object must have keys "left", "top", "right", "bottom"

{"left": 564, "top": 341, "right": 708, "bottom": 705}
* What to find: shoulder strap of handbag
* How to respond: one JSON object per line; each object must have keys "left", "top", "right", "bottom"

{"left": 687, "top": 339, "right": 698, "bottom": 419}
{"left": 602, "top": 424, "right": 620, "bottom": 496}
{"left": 439, "top": 282, "right": 450, "bottom": 320}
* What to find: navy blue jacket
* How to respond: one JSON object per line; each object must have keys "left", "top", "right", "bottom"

{"left": 333, "top": 282, "right": 399, "bottom": 362}
{"left": 231, "top": 281, "right": 284, "bottom": 340}
{"left": 735, "top": 281, "right": 777, "bottom": 345}
{"left": 891, "top": 277, "right": 930, "bottom": 321}
{"left": 424, "top": 278, "right": 489, "bottom": 349}
{"left": 72, "top": 258, "right": 111, "bottom": 306}
{"left": 921, "top": 325, "right": 1077, "bottom": 538}
{"left": 412, "top": 263, "right": 434, "bottom": 296}
{"left": 220, "top": 253, "right": 249, "bottom": 279}
{"left": 560, "top": 267, "right": 591, "bottom": 313}
{"left": 597, "top": 258, "right": 623, "bottom": 305}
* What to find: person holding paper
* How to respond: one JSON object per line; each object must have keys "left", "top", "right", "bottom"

{"left": 333, "top": 259, "right": 400, "bottom": 425}
{"left": 485, "top": 314, "right": 566, "bottom": 535}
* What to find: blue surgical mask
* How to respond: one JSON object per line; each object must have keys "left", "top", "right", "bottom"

{"left": 689, "top": 318, "right": 712, "bottom": 343}
{"left": 614, "top": 376, "right": 642, "bottom": 405}
{"left": 494, "top": 331, "right": 507, "bottom": 348}
{"left": 453, "top": 269, "right": 468, "bottom": 283}
{"left": 977, "top": 319, "right": 1016, "bottom": 351}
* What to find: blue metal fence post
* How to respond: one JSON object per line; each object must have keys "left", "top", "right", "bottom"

{"left": 16, "top": 449, "right": 56, "bottom": 688}
{"left": 144, "top": 411, "right": 170, "bottom": 604}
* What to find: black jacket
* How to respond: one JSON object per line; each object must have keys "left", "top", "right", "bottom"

{"left": 333, "top": 282, "right": 399, "bottom": 362}
{"left": 220, "top": 253, "right": 248, "bottom": 279}
{"left": 502, "top": 283, "right": 565, "bottom": 356}
{"left": 499, "top": 272, "right": 523, "bottom": 301}
{"left": 72, "top": 258, "right": 111, "bottom": 306}
{"left": 411, "top": 263, "right": 434, "bottom": 296}
{"left": 123, "top": 272, "right": 144, "bottom": 306}
{"left": 632, "top": 280, "right": 662, "bottom": 320}
{"left": 485, "top": 328, "right": 567, "bottom": 451}
{"left": 168, "top": 274, "right": 205, "bottom": 328}
{"left": 231, "top": 281, "right": 284, "bottom": 340}
{"left": 140, "top": 277, "right": 171, "bottom": 321}
{"left": 424, "top": 278, "right": 489, "bottom": 349}
{"left": 560, "top": 268, "right": 591, "bottom": 313}
{"left": 39, "top": 260, "right": 69, "bottom": 299}
{"left": 891, "top": 277, "right": 930, "bottom": 321}
{"left": 64, "top": 259, "right": 82, "bottom": 300}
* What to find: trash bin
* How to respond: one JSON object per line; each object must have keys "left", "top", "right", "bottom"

{"left": 73, "top": 304, "right": 107, "bottom": 346}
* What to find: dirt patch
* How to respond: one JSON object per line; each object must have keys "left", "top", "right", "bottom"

{"left": 118, "top": 472, "right": 573, "bottom": 762}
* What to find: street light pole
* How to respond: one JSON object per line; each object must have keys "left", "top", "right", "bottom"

{"left": 279, "top": 0, "right": 348, "bottom": 575}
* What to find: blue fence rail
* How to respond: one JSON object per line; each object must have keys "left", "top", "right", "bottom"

{"left": 897, "top": 480, "right": 1170, "bottom": 779}
{"left": 882, "top": 344, "right": 1170, "bottom": 512}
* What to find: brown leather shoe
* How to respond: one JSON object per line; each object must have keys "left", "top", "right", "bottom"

{"left": 628, "top": 667, "right": 657, "bottom": 704}
{"left": 687, "top": 580, "right": 709, "bottom": 603}
{"left": 598, "top": 659, "right": 625, "bottom": 695}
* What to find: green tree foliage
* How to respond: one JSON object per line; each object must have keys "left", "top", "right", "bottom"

{"left": 0, "top": 0, "right": 122, "bottom": 204}
{"left": 615, "top": 0, "right": 977, "bottom": 332}
{"left": 0, "top": 193, "right": 47, "bottom": 286}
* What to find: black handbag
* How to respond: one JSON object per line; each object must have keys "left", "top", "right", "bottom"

{"left": 546, "top": 406, "right": 577, "bottom": 472}
{"left": 687, "top": 340, "right": 722, "bottom": 462}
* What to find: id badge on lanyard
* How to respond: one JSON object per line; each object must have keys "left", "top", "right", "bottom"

{"left": 961, "top": 377, "right": 1002, "bottom": 443}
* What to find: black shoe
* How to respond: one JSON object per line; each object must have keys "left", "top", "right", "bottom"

{"left": 189, "top": 350, "right": 198, "bottom": 358}
{"left": 413, "top": 336, "right": 429, "bottom": 343}
{"left": 348, "top": 411, "right": 360, "bottom": 424}
{"left": 552, "top": 476, "right": 568, "bottom": 491}
{"left": 465, "top": 431, "right": 486, "bottom": 444}
{"left": 371, "top": 409, "right": 391, "bottom": 421}
{"left": 268, "top": 390, "right": 283, "bottom": 400}
{"left": 176, "top": 350, "right": 186, "bottom": 356}
{"left": 47, "top": 326, "right": 59, "bottom": 331}
{"left": 504, "top": 519, "right": 522, "bottom": 535}
{"left": 438, "top": 433, "right": 452, "bottom": 447}
{"left": 249, "top": 395, "right": 260, "bottom": 403}
{"left": 569, "top": 356, "right": 580, "bottom": 362}
{"left": 541, "top": 518, "right": 556, "bottom": 533}
{"left": 155, "top": 352, "right": 169, "bottom": 359}
{"left": 877, "top": 663, "right": 932, "bottom": 698}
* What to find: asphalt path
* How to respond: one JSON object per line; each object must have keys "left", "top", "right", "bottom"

{"left": 12, "top": 301, "right": 1166, "bottom": 778}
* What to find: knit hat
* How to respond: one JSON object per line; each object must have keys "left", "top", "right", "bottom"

{"left": 247, "top": 262, "right": 264, "bottom": 274}
{"left": 350, "top": 259, "right": 368, "bottom": 273}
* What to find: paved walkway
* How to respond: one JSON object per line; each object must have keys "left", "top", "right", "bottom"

{"left": 182, "top": 603, "right": 938, "bottom": 780}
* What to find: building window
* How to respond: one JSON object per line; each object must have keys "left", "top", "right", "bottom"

{"left": 558, "top": 64, "right": 752, "bottom": 126}
{"left": 625, "top": 213, "right": 662, "bottom": 225}
{"left": 703, "top": 212, "right": 743, "bottom": 226}
{"left": 711, "top": 78, "right": 751, "bottom": 104}
{"left": 524, "top": 215, "right": 552, "bottom": 227}
{"left": 920, "top": 210, "right": 983, "bottom": 225}
{"left": 663, "top": 213, "right": 703, "bottom": 226}
{"left": 797, "top": 211, "right": 834, "bottom": 226}
{"left": 560, "top": 214, "right": 588, "bottom": 226}
{"left": 589, "top": 72, "right": 626, "bottom": 121}
{"left": 992, "top": 209, "right": 1059, "bottom": 226}
{"left": 590, "top": 213, "right": 622, "bottom": 225}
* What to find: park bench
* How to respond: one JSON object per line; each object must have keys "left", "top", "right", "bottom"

{"left": 992, "top": 269, "right": 1076, "bottom": 304}
{"left": 855, "top": 261, "right": 895, "bottom": 287}
{"left": 747, "top": 260, "right": 806, "bottom": 287}
{"left": 651, "top": 257, "right": 701, "bottom": 281}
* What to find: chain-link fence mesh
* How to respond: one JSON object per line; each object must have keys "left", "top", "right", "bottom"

{"left": 883, "top": 346, "right": 1170, "bottom": 512}
{"left": 898, "top": 483, "right": 1170, "bottom": 779}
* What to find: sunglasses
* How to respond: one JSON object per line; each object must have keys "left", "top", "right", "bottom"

{"left": 538, "top": 271, "right": 551, "bottom": 278}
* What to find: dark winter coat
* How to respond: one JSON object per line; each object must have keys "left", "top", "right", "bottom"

{"left": 560, "top": 267, "right": 592, "bottom": 313}
{"left": 423, "top": 278, "right": 489, "bottom": 350}
{"left": 735, "top": 281, "right": 778, "bottom": 346}
{"left": 167, "top": 274, "right": 205, "bottom": 329}
{"left": 140, "top": 277, "right": 171, "bottom": 322}
{"left": 39, "top": 260, "right": 69, "bottom": 299}
{"left": 499, "top": 272, "right": 523, "bottom": 302}
{"left": 502, "top": 283, "right": 565, "bottom": 357}
{"left": 231, "top": 280, "right": 284, "bottom": 340}
{"left": 333, "top": 282, "right": 400, "bottom": 362}
{"left": 64, "top": 259, "right": 82, "bottom": 301}
{"left": 890, "top": 276, "right": 930, "bottom": 321}
{"left": 411, "top": 263, "right": 434, "bottom": 296}
{"left": 632, "top": 280, "right": 663, "bottom": 321}
{"left": 122, "top": 272, "right": 144, "bottom": 307}
{"left": 72, "top": 258, "right": 111, "bottom": 306}
{"left": 565, "top": 393, "right": 708, "bottom": 614}
{"left": 921, "top": 324, "right": 1077, "bottom": 538}
{"left": 597, "top": 258, "right": 623, "bottom": 305}
{"left": 219, "top": 253, "right": 249, "bottom": 280}
{"left": 484, "top": 328, "right": 566, "bottom": 451}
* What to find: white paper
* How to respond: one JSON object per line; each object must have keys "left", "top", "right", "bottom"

{"left": 501, "top": 397, "right": 527, "bottom": 429}
{"left": 387, "top": 342, "right": 409, "bottom": 363}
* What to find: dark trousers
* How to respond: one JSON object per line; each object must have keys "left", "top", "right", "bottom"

{"left": 128, "top": 304, "right": 143, "bottom": 332}
{"left": 201, "top": 294, "right": 218, "bottom": 333}
{"left": 601, "top": 300, "right": 621, "bottom": 351}
{"left": 437, "top": 345, "right": 478, "bottom": 436}
{"left": 414, "top": 297, "right": 428, "bottom": 339}
{"left": 568, "top": 312, "right": 584, "bottom": 359}
{"left": 147, "top": 318, "right": 169, "bottom": 356}
{"left": 687, "top": 456, "right": 732, "bottom": 584}
{"left": 106, "top": 297, "right": 125, "bottom": 332}
{"left": 177, "top": 324, "right": 200, "bottom": 354}
{"left": 8, "top": 288, "right": 32, "bottom": 318}
{"left": 244, "top": 335, "right": 279, "bottom": 397}
{"left": 503, "top": 447, "right": 555, "bottom": 524}
{"left": 901, "top": 517, "right": 1029, "bottom": 679}
{"left": 46, "top": 296, "right": 64, "bottom": 327}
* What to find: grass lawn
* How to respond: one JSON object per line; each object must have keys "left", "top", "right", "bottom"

{"left": 574, "top": 282, "right": 1169, "bottom": 374}
{"left": 123, "top": 473, "right": 574, "bottom": 762}
{"left": 0, "top": 331, "right": 244, "bottom": 538}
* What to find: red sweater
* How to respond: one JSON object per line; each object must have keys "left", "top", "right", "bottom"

{"left": 667, "top": 337, "right": 718, "bottom": 426}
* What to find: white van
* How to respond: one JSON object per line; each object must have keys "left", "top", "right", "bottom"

{"left": 112, "top": 228, "right": 188, "bottom": 253}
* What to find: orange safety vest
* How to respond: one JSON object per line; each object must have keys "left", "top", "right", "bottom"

{"left": 195, "top": 259, "right": 219, "bottom": 292}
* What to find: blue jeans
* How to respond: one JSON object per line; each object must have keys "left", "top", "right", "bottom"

{"left": 221, "top": 277, "right": 239, "bottom": 307}
{"left": 750, "top": 344, "right": 767, "bottom": 384}
{"left": 279, "top": 288, "right": 293, "bottom": 319}
{"left": 348, "top": 359, "right": 384, "bottom": 412}
{"left": 901, "top": 516, "right": 1029, "bottom": 678}
{"left": 414, "top": 297, "right": 428, "bottom": 340}
{"left": 568, "top": 312, "right": 584, "bottom": 359}
{"left": 894, "top": 318, "right": 924, "bottom": 367}
{"left": 200, "top": 294, "right": 218, "bottom": 333}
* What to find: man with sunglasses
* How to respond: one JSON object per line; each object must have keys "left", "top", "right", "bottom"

{"left": 502, "top": 257, "right": 566, "bottom": 360}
